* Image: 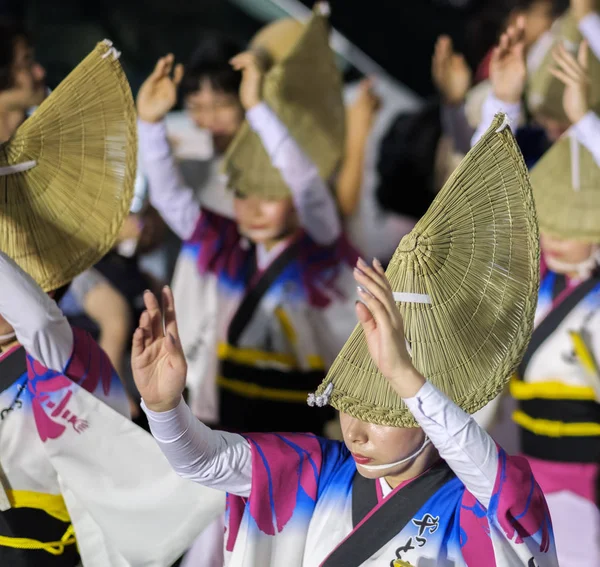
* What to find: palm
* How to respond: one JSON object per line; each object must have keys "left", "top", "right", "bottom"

{"left": 132, "top": 337, "right": 185, "bottom": 407}
{"left": 490, "top": 20, "right": 526, "bottom": 103}
{"left": 131, "top": 287, "right": 187, "bottom": 412}
{"left": 137, "top": 55, "right": 184, "bottom": 123}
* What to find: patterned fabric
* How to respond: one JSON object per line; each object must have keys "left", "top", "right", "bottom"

{"left": 224, "top": 434, "right": 556, "bottom": 566}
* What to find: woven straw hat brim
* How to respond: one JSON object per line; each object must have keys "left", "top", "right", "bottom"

{"left": 531, "top": 134, "right": 600, "bottom": 241}
{"left": 527, "top": 11, "right": 600, "bottom": 122}
{"left": 0, "top": 40, "right": 136, "bottom": 292}
{"left": 223, "top": 5, "right": 344, "bottom": 199}
{"left": 315, "top": 114, "right": 540, "bottom": 427}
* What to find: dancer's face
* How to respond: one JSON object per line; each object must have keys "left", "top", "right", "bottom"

{"left": 184, "top": 80, "right": 244, "bottom": 154}
{"left": 541, "top": 233, "right": 595, "bottom": 269}
{"left": 339, "top": 412, "right": 434, "bottom": 482}
{"left": 234, "top": 193, "right": 298, "bottom": 246}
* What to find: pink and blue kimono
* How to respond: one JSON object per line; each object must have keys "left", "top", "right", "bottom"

{"left": 224, "top": 433, "right": 554, "bottom": 566}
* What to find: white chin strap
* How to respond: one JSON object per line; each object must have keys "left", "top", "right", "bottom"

{"left": 0, "top": 331, "right": 16, "bottom": 342}
{"left": 545, "top": 247, "right": 600, "bottom": 280}
{"left": 358, "top": 436, "right": 431, "bottom": 471}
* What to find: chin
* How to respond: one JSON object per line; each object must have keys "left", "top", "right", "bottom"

{"left": 242, "top": 228, "right": 281, "bottom": 244}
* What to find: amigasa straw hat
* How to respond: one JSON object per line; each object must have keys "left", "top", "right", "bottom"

{"left": 312, "top": 114, "right": 540, "bottom": 427}
{"left": 222, "top": 2, "right": 345, "bottom": 199}
{"left": 531, "top": 132, "right": 600, "bottom": 242}
{"left": 527, "top": 9, "right": 600, "bottom": 123}
{"left": 0, "top": 40, "right": 136, "bottom": 292}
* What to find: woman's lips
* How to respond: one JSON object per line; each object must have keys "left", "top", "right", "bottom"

{"left": 352, "top": 453, "right": 373, "bottom": 465}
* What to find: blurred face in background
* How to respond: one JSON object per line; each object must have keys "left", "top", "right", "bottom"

{"left": 184, "top": 79, "right": 244, "bottom": 154}
{"left": 233, "top": 192, "right": 298, "bottom": 247}
{"left": 541, "top": 233, "right": 596, "bottom": 272}
{"left": 508, "top": 0, "right": 554, "bottom": 48}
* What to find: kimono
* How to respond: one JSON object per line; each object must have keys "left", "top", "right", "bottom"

{"left": 510, "top": 263, "right": 600, "bottom": 566}
{"left": 143, "top": 379, "right": 558, "bottom": 567}
{"left": 0, "top": 330, "right": 127, "bottom": 567}
{"left": 173, "top": 208, "right": 357, "bottom": 433}
{"left": 0, "top": 251, "right": 225, "bottom": 567}
{"left": 139, "top": 102, "right": 358, "bottom": 434}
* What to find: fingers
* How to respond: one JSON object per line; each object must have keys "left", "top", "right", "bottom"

{"left": 131, "top": 327, "right": 146, "bottom": 359}
{"left": 230, "top": 51, "right": 260, "bottom": 71}
{"left": 144, "top": 290, "right": 164, "bottom": 339}
{"left": 139, "top": 311, "right": 154, "bottom": 349}
{"left": 150, "top": 54, "right": 174, "bottom": 80}
{"left": 578, "top": 40, "right": 589, "bottom": 70}
{"left": 549, "top": 67, "right": 578, "bottom": 87}
{"left": 354, "top": 258, "right": 397, "bottom": 322}
{"left": 162, "top": 286, "right": 181, "bottom": 342}
{"left": 355, "top": 300, "right": 377, "bottom": 335}
{"left": 173, "top": 63, "right": 185, "bottom": 86}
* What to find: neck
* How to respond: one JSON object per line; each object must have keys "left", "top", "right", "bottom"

{"left": 260, "top": 228, "right": 300, "bottom": 252}
{"left": 383, "top": 446, "right": 440, "bottom": 489}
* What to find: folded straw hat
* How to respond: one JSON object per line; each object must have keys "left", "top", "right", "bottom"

{"left": 531, "top": 133, "right": 600, "bottom": 241}
{"left": 527, "top": 10, "right": 600, "bottom": 123}
{"left": 0, "top": 40, "right": 136, "bottom": 292}
{"left": 223, "top": 2, "right": 345, "bottom": 199}
{"left": 313, "top": 114, "right": 540, "bottom": 427}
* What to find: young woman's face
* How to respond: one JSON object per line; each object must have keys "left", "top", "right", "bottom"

{"left": 233, "top": 194, "right": 297, "bottom": 245}
{"left": 541, "top": 233, "right": 595, "bottom": 270}
{"left": 12, "top": 37, "right": 46, "bottom": 107}
{"left": 184, "top": 80, "right": 244, "bottom": 154}
{"left": 339, "top": 412, "right": 428, "bottom": 480}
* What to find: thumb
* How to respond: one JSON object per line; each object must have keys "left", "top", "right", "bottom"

{"left": 578, "top": 40, "right": 589, "bottom": 71}
{"left": 356, "top": 301, "right": 377, "bottom": 334}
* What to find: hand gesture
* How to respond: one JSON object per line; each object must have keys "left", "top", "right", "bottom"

{"left": 551, "top": 41, "right": 590, "bottom": 124}
{"left": 131, "top": 287, "right": 187, "bottom": 412}
{"left": 230, "top": 51, "right": 264, "bottom": 111}
{"left": 347, "top": 78, "right": 382, "bottom": 135}
{"left": 354, "top": 258, "right": 425, "bottom": 399}
{"left": 137, "top": 54, "right": 184, "bottom": 123}
{"left": 490, "top": 17, "right": 527, "bottom": 104}
{"left": 571, "top": 0, "right": 596, "bottom": 21}
{"left": 432, "top": 35, "right": 472, "bottom": 105}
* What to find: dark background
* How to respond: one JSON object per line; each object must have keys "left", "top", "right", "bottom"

{"left": 1, "top": 0, "right": 510, "bottom": 96}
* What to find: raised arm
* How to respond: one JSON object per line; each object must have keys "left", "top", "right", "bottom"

{"left": 232, "top": 51, "right": 341, "bottom": 245}
{"left": 551, "top": 40, "right": 600, "bottom": 166}
{"left": 353, "top": 258, "right": 498, "bottom": 507}
{"left": 471, "top": 19, "right": 527, "bottom": 147}
{"left": 0, "top": 250, "right": 73, "bottom": 371}
{"left": 137, "top": 55, "right": 201, "bottom": 241}
{"left": 132, "top": 286, "right": 252, "bottom": 496}
{"left": 573, "top": 0, "right": 600, "bottom": 59}
{"left": 432, "top": 35, "right": 475, "bottom": 154}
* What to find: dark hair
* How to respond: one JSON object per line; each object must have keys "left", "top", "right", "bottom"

{"left": 180, "top": 34, "right": 244, "bottom": 100}
{"left": 0, "top": 19, "right": 29, "bottom": 92}
{"left": 376, "top": 100, "right": 442, "bottom": 220}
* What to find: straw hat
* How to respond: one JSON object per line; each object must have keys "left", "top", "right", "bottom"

{"left": 223, "top": 2, "right": 344, "bottom": 199}
{"left": 250, "top": 18, "right": 304, "bottom": 66}
{"left": 313, "top": 114, "right": 540, "bottom": 427}
{"left": 527, "top": 10, "right": 600, "bottom": 123}
{"left": 531, "top": 133, "right": 600, "bottom": 241}
{"left": 0, "top": 40, "right": 136, "bottom": 292}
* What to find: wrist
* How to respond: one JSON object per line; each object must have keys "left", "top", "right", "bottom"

{"left": 143, "top": 397, "right": 181, "bottom": 413}
{"left": 138, "top": 112, "right": 164, "bottom": 124}
{"left": 387, "top": 366, "right": 426, "bottom": 399}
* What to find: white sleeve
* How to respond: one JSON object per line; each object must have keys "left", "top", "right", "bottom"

{"left": 138, "top": 119, "right": 201, "bottom": 240}
{"left": 403, "top": 381, "right": 499, "bottom": 509}
{"left": 142, "top": 397, "right": 252, "bottom": 497}
{"left": 246, "top": 103, "right": 342, "bottom": 245}
{"left": 471, "top": 93, "right": 522, "bottom": 147}
{"left": 0, "top": 251, "right": 73, "bottom": 372}
{"left": 579, "top": 12, "right": 600, "bottom": 61}
{"left": 571, "top": 111, "right": 600, "bottom": 167}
